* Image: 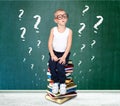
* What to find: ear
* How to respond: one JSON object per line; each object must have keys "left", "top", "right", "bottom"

{"left": 54, "top": 18, "right": 57, "bottom": 23}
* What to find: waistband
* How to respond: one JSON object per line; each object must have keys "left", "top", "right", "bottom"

{"left": 53, "top": 50, "right": 64, "bottom": 54}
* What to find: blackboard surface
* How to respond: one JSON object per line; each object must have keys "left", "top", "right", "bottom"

{"left": 0, "top": 0, "right": 120, "bottom": 90}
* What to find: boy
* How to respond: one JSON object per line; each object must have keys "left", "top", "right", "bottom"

{"left": 48, "top": 9, "right": 72, "bottom": 95}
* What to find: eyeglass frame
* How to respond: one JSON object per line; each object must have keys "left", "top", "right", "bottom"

{"left": 55, "top": 13, "right": 69, "bottom": 20}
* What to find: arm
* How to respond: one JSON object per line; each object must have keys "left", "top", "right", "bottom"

{"left": 59, "top": 29, "right": 72, "bottom": 64}
{"left": 48, "top": 28, "right": 59, "bottom": 61}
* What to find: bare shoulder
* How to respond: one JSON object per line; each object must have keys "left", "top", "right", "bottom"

{"left": 68, "top": 28, "right": 73, "bottom": 35}
{"left": 51, "top": 27, "right": 54, "bottom": 32}
{"left": 50, "top": 27, "right": 55, "bottom": 33}
{"left": 49, "top": 27, "right": 54, "bottom": 35}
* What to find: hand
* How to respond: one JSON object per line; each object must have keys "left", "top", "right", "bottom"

{"left": 51, "top": 55, "right": 59, "bottom": 62}
{"left": 59, "top": 56, "right": 66, "bottom": 64}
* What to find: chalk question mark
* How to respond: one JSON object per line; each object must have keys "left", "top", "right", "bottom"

{"left": 28, "top": 47, "right": 32, "bottom": 55}
{"left": 23, "top": 58, "right": 26, "bottom": 62}
{"left": 78, "top": 23, "right": 86, "bottom": 37}
{"left": 73, "top": 52, "right": 76, "bottom": 57}
{"left": 31, "top": 64, "right": 34, "bottom": 70}
{"left": 41, "top": 55, "right": 45, "bottom": 60}
{"left": 37, "top": 40, "right": 41, "bottom": 48}
{"left": 91, "top": 56, "right": 95, "bottom": 61}
{"left": 81, "top": 44, "right": 86, "bottom": 52}
{"left": 33, "top": 15, "right": 41, "bottom": 33}
{"left": 20, "top": 27, "right": 26, "bottom": 41}
{"left": 18, "top": 9, "right": 24, "bottom": 21}
{"left": 91, "top": 40, "right": 96, "bottom": 48}
{"left": 78, "top": 60, "right": 82, "bottom": 66}
{"left": 82, "top": 5, "right": 89, "bottom": 16}
{"left": 94, "top": 16, "right": 103, "bottom": 33}
{"left": 89, "top": 69, "right": 92, "bottom": 72}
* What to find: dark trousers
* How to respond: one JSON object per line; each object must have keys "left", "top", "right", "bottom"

{"left": 48, "top": 51, "right": 70, "bottom": 84}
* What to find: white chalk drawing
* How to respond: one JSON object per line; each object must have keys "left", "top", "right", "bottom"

{"left": 33, "top": 15, "right": 41, "bottom": 33}
{"left": 41, "top": 55, "right": 45, "bottom": 60}
{"left": 81, "top": 44, "right": 86, "bottom": 52}
{"left": 28, "top": 47, "right": 32, "bottom": 55}
{"left": 18, "top": 9, "right": 24, "bottom": 21}
{"left": 37, "top": 40, "right": 41, "bottom": 48}
{"left": 94, "top": 16, "right": 103, "bottom": 33}
{"left": 78, "top": 23, "right": 86, "bottom": 37}
{"left": 20, "top": 27, "right": 26, "bottom": 41}
{"left": 82, "top": 5, "right": 89, "bottom": 16}
{"left": 91, "top": 56, "right": 95, "bottom": 61}
{"left": 23, "top": 58, "right": 26, "bottom": 62}
{"left": 73, "top": 52, "right": 76, "bottom": 57}
{"left": 78, "top": 60, "right": 82, "bottom": 66}
{"left": 91, "top": 40, "right": 96, "bottom": 48}
{"left": 31, "top": 64, "right": 34, "bottom": 70}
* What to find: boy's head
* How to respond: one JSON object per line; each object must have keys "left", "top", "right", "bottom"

{"left": 54, "top": 9, "right": 69, "bottom": 25}
{"left": 54, "top": 9, "right": 68, "bottom": 19}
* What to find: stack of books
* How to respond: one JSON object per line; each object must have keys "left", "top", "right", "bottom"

{"left": 45, "top": 60, "right": 77, "bottom": 104}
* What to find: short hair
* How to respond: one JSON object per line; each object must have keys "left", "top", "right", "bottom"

{"left": 54, "top": 9, "right": 69, "bottom": 18}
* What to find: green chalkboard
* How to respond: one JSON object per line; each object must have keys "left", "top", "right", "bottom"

{"left": 0, "top": 0, "right": 120, "bottom": 90}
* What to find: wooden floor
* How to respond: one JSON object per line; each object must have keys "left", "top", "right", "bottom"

{"left": 0, "top": 91, "right": 120, "bottom": 106}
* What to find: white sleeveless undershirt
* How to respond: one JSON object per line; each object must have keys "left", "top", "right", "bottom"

{"left": 52, "top": 27, "right": 69, "bottom": 52}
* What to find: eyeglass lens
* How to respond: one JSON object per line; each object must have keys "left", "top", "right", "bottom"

{"left": 56, "top": 14, "right": 68, "bottom": 20}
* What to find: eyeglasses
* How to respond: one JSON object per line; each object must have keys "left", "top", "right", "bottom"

{"left": 55, "top": 14, "right": 68, "bottom": 20}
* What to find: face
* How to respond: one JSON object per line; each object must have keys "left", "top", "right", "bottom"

{"left": 54, "top": 11, "right": 68, "bottom": 26}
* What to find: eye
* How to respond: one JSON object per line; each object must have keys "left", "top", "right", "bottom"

{"left": 55, "top": 14, "right": 68, "bottom": 20}
{"left": 63, "top": 14, "right": 67, "bottom": 18}
{"left": 57, "top": 15, "right": 62, "bottom": 19}
{"left": 55, "top": 15, "right": 62, "bottom": 20}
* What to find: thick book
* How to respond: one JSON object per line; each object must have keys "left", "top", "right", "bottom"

{"left": 65, "top": 69, "right": 73, "bottom": 73}
{"left": 65, "top": 64, "right": 74, "bottom": 68}
{"left": 45, "top": 94, "right": 76, "bottom": 104}
{"left": 67, "top": 60, "right": 73, "bottom": 64}
{"left": 47, "top": 90, "right": 77, "bottom": 99}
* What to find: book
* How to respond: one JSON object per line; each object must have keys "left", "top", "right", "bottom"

{"left": 46, "top": 60, "right": 77, "bottom": 104}
{"left": 47, "top": 82, "right": 77, "bottom": 94}
{"left": 65, "top": 64, "right": 74, "bottom": 68}
{"left": 65, "top": 70, "right": 73, "bottom": 73}
{"left": 65, "top": 79, "right": 73, "bottom": 84}
{"left": 45, "top": 94, "right": 76, "bottom": 104}
{"left": 67, "top": 60, "right": 73, "bottom": 64}
{"left": 47, "top": 90, "right": 77, "bottom": 99}
{"left": 47, "top": 86, "right": 77, "bottom": 93}
{"left": 48, "top": 81, "right": 76, "bottom": 89}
